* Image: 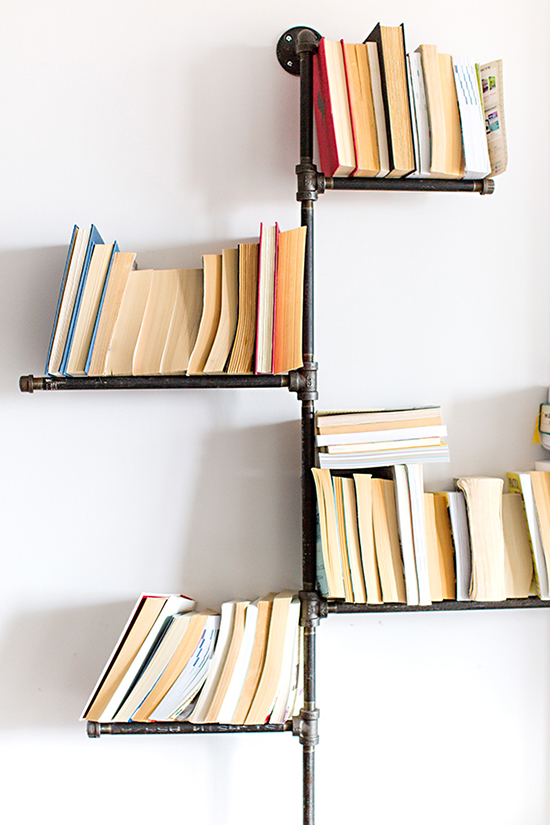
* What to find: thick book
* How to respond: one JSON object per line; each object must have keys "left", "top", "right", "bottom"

{"left": 424, "top": 492, "right": 456, "bottom": 601}
{"left": 46, "top": 225, "right": 93, "bottom": 376}
{"left": 502, "top": 492, "right": 534, "bottom": 599}
{"left": 364, "top": 24, "right": 415, "bottom": 178}
{"left": 187, "top": 254, "right": 223, "bottom": 374}
{"left": 341, "top": 41, "right": 379, "bottom": 177}
{"left": 245, "top": 591, "right": 299, "bottom": 724}
{"left": 312, "top": 38, "right": 356, "bottom": 177}
{"left": 311, "top": 468, "right": 345, "bottom": 599}
{"left": 272, "top": 225, "right": 306, "bottom": 374}
{"left": 86, "top": 251, "right": 137, "bottom": 375}
{"left": 416, "top": 45, "right": 464, "bottom": 178}
{"left": 132, "top": 269, "right": 181, "bottom": 375}
{"left": 371, "top": 477, "right": 406, "bottom": 603}
{"left": 226, "top": 242, "right": 259, "bottom": 374}
{"left": 456, "top": 477, "right": 506, "bottom": 602}
{"left": 103, "top": 269, "right": 153, "bottom": 375}
{"left": 159, "top": 269, "right": 203, "bottom": 374}
{"left": 231, "top": 594, "right": 275, "bottom": 724}
{"left": 353, "top": 473, "right": 383, "bottom": 604}
{"left": 65, "top": 242, "right": 117, "bottom": 376}
{"left": 204, "top": 248, "right": 239, "bottom": 373}
{"left": 59, "top": 225, "right": 104, "bottom": 375}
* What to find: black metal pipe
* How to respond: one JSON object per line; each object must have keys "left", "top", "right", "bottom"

{"left": 327, "top": 597, "right": 550, "bottom": 614}
{"left": 87, "top": 720, "right": 292, "bottom": 737}
{"left": 301, "top": 401, "right": 317, "bottom": 590}
{"left": 302, "top": 743, "right": 315, "bottom": 825}
{"left": 19, "top": 374, "right": 289, "bottom": 393}
{"left": 326, "top": 177, "right": 495, "bottom": 195}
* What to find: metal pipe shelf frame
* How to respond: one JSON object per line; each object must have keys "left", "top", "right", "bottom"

{"left": 17, "top": 23, "right": 505, "bottom": 825}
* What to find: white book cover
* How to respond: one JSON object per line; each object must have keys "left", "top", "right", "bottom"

{"left": 217, "top": 601, "right": 259, "bottom": 723}
{"left": 406, "top": 464, "right": 432, "bottom": 605}
{"left": 188, "top": 601, "right": 237, "bottom": 722}
{"left": 393, "top": 465, "right": 420, "bottom": 605}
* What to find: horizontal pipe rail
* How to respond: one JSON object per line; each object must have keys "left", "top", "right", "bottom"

{"left": 326, "top": 597, "right": 549, "bottom": 615}
{"left": 87, "top": 720, "right": 293, "bottom": 737}
{"left": 19, "top": 374, "right": 289, "bottom": 393}
{"left": 325, "top": 177, "right": 494, "bottom": 195}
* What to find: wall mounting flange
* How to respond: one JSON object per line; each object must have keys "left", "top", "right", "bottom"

{"left": 276, "top": 27, "right": 321, "bottom": 75}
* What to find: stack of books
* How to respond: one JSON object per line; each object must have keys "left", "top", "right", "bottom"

{"left": 313, "top": 23, "right": 506, "bottom": 181}
{"left": 82, "top": 591, "right": 302, "bottom": 725}
{"left": 315, "top": 406, "right": 449, "bottom": 469}
{"left": 46, "top": 222, "right": 307, "bottom": 378}
{"left": 313, "top": 463, "right": 547, "bottom": 606}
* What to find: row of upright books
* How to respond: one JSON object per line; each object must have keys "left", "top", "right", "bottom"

{"left": 313, "top": 23, "right": 507, "bottom": 181}
{"left": 82, "top": 590, "right": 302, "bottom": 725}
{"left": 46, "top": 222, "right": 306, "bottom": 378}
{"left": 313, "top": 407, "right": 550, "bottom": 605}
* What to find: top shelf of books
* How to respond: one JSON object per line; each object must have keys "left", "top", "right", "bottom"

{"left": 278, "top": 24, "right": 504, "bottom": 194}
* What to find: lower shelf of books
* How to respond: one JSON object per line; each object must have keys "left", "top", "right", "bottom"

{"left": 87, "top": 720, "right": 293, "bottom": 738}
{"left": 324, "top": 597, "right": 550, "bottom": 614}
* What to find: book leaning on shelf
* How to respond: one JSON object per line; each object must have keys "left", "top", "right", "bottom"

{"left": 46, "top": 222, "right": 307, "bottom": 379}
{"left": 82, "top": 590, "right": 302, "bottom": 725}
{"left": 312, "top": 23, "right": 506, "bottom": 181}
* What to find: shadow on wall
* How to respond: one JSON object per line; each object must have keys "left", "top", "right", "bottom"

{"left": 0, "top": 416, "right": 301, "bottom": 730}
{"left": 185, "top": 45, "right": 297, "bottom": 220}
{"left": 177, "top": 418, "right": 302, "bottom": 606}
{"left": 0, "top": 599, "right": 136, "bottom": 730}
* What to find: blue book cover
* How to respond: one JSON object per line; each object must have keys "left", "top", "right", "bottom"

{"left": 83, "top": 241, "right": 119, "bottom": 374}
{"left": 59, "top": 224, "right": 103, "bottom": 375}
{"left": 45, "top": 225, "right": 79, "bottom": 374}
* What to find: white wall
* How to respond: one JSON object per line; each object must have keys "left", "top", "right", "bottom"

{"left": 1, "top": 1, "right": 549, "bottom": 823}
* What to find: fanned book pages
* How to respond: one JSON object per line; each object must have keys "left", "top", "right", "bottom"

{"left": 340, "top": 477, "right": 367, "bottom": 603}
{"left": 364, "top": 24, "right": 415, "bottom": 178}
{"left": 187, "top": 254, "right": 223, "bottom": 374}
{"left": 271, "top": 225, "right": 306, "bottom": 374}
{"left": 204, "top": 248, "right": 239, "bottom": 373}
{"left": 313, "top": 38, "right": 356, "bottom": 177}
{"left": 188, "top": 601, "right": 239, "bottom": 723}
{"left": 65, "top": 242, "right": 117, "bottom": 376}
{"left": 86, "top": 251, "right": 137, "bottom": 375}
{"left": 456, "top": 477, "right": 506, "bottom": 602}
{"left": 132, "top": 269, "right": 180, "bottom": 375}
{"left": 159, "top": 269, "right": 203, "bottom": 374}
{"left": 391, "top": 465, "right": 420, "bottom": 605}
{"left": 202, "top": 600, "right": 250, "bottom": 723}
{"left": 226, "top": 243, "right": 259, "bottom": 374}
{"left": 332, "top": 476, "right": 355, "bottom": 602}
{"left": 103, "top": 269, "right": 153, "bottom": 375}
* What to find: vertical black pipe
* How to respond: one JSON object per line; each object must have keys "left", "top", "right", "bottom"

{"left": 296, "top": 30, "right": 319, "bottom": 825}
